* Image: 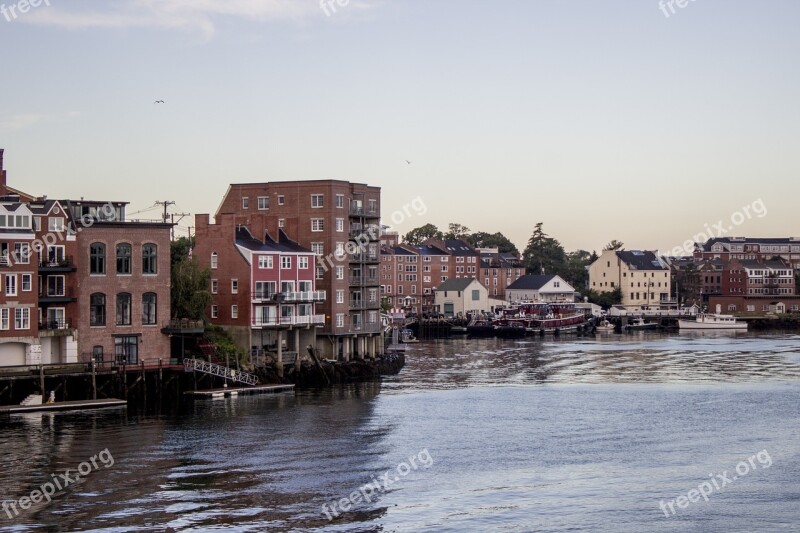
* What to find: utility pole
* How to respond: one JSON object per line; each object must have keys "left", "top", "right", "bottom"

{"left": 170, "top": 213, "right": 192, "bottom": 241}
{"left": 155, "top": 201, "right": 175, "bottom": 223}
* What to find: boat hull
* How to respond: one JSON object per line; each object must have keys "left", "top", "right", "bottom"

{"left": 678, "top": 320, "right": 747, "bottom": 330}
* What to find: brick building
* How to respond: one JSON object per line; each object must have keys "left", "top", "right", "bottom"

{"left": 207, "top": 180, "right": 383, "bottom": 360}
{"left": 194, "top": 213, "right": 323, "bottom": 360}
{"left": 478, "top": 248, "right": 525, "bottom": 301}
{"left": 695, "top": 237, "right": 800, "bottom": 269}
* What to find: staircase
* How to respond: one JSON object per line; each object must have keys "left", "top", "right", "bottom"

{"left": 20, "top": 394, "right": 43, "bottom": 406}
{"left": 183, "top": 358, "right": 259, "bottom": 386}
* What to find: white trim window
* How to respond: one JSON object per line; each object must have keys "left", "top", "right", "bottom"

{"left": 311, "top": 194, "right": 324, "bottom": 208}
{"left": 15, "top": 308, "right": 30, "bottom": 330}
{"left": 259, "top": 255, "right": 273, "bottom": 269}
{"left": 281, "top": 256, "right": 292, "bottom": 269}
{"left": 211, "top": 252, "right": 218, "bottom": 269}
{"left": 311, "top": 219, "right": 325, "bottom": 232}
{"left": 299, "top": 256, "right": 309, "bottom": 269}
{"left": 258, "top": 196, "right": 269, "bottom": 210}
{"left": 48, "top": 217, "right": 65, "bottom": 232}
{"left": 21, "top": 274, "right": 32, "bottom": 292}
{"left": 5, "top": 274, "right": 17, "bottom": 296}
{"left": 336, "top": 218, "right": 344, "bottom": 232}
{"left": 231, "top": 305, "right": 239, "bottom": 319}
{"left": 231, "top": 279, "right": 239, "bottom": 294}
{"left": 242, "top": 197, "right": 249, "bottom": 209}
{"left": 336, "top": 313, "right": 345, "bottom": 327}
{"left": 336, "top": 289, "right": 344, "bottom": 304}
{"left": 335, "top": 266, "right": 344, "bottom": 280}
{"left": 0, "top": 308, "right": 8, "bottom": 330}
{"left": 336, "top": 194, "right": 345, "bottom": 208}
{"left": 211, "top": 305, "right": 219, "bottom": 319}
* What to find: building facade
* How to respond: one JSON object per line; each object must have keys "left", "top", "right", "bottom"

{"left": 589, "top": 250, "right": 673, "bottom": 308}
{"left": 506, "top": 275, "right": 575, "bottom": 303}
{"left": 695, "top": 237, "right": 800, "bottom": 269}
{"left": 209, "top": 180, "right": 383, "bottom": 359}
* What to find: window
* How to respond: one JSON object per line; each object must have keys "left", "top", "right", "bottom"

{"left": 472, "top": 289, "right": 480, "bottom": 301}
{"left": 255, "top": 281, "right": 276, "bottom": 299}
{"left": 311, "top": 243, "right": 324, "bottom": 255}
{"left": 211, "top": 305, "right": 219, "bottom": 319}
{"left": 336, "top": 289, "right": 344, "bottom": 304}
{"left": 336, "top": 313, "right": 345, "bottom": 327}
{"left": 14, "top": 243, "right": 29, "bottom": 264}
{"left": 142, "top": 244, "right": 157, "bottom": 274}
{"left": 336, "top": 194, "right": 345, "bottom": 208}
{"left": 21, "top": 274, "right": 32, "bottom": 292}
{"left": 316, "top": 266, "right": 325, "bottom": 280}
{"left": 311, "top": 219, "right": 325, "bottom": 232}
{"left": 299, "top": 256, "right": 309, "bottom": 269}
{"left": 116, "top": 293, "right": 132, "bottom": 325}
{"left": 48, "top": 217, "right": 65, "bottom": 232}
{"left": 231, "top": 279, "right": 239, "bottom": 294}
{"left": 15, "top": 308, "right": 30, "bottom": 330}
{"left": 114, "top": 336, "right": 138, "bottom": 365}
{"left": 0, "top": 309, "right": 8, "bottom": 330}
{"left": 281, "top": 257, "right": 292, "bottom": 269}
{"left": 278, "top": 219, "right": 285, "bottom": 228}
{"left": 142, "top": 293, "right": 157, "bottom": 325}
{"left": 242, "top": 197, "right": 249, "bottom": 209}
{"left": 90, "top": 243, "right": 106, "bottom": 274}
{"left": 336, "top": 218, "right": 344, "bottom": 232}
{"left": 259, "top": 255, "right": 273, "bottom": 269}
{"left": 92, "top": 346, "right": 104, "bottom": 363}
{"left": 5, "top": 274, "right": 16, "bottom": 296}
{"left": 311, "top": 194, "right": 324, "bottom": 208}
{"left": 278, "top": 195, "right": 285, "bottom": 205}
{"left": 211, "top": 252, "right": 218, "bottom": 269}
{"left": 256, "top": 196, "right": 269, "bottom": 210}
{"left": 116, "top": 243, "right": 132, "bottom": 274}
{"left": 336, "top": 266, "right": 344, "bottom": 280}
{"left": 231, "top": 305, "right": 239, "bottom": 319}
{"left": 90, "top": 293, "right": 106, "bottom": 326}
{"left": 211, "top": 279, "right": 218, "bottom": 294}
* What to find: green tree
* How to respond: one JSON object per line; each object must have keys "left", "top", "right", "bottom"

{"left": 563, "top": 249, "right": 594, "bottom": 289}
{"left": 604, "top": 240, "right": 625, "bottom": 251}
{"left": 466, "top": 231, "right": 520, "bottom": 255}
{"left": 584, "top": 288, "right": 622, "bottom": 308}
{"left": 403, "top": 223, "right": 443, "bottom": 245}
{"left": 171, "top": 258, "right": 212, "bottom": 320}
{"left": 522, "top": 223, "right": 567, "bottom": 276}
{"left": 443, "top": 222, "right": 471, "bottom": 240}
{"left": 171, "top": 236, "right": 194, "bottom": 267}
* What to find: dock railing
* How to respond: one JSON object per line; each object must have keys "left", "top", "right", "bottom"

{"left": 183, "top": 358, "right": 259, "bottom": 386}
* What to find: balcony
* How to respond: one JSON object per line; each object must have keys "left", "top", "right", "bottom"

{"left": 38, "top": 256, "right": 77, "bottom": 272}
{"left": 331, "top": 322, "right": 383, "bottom": 335}
{"left": 349, "top": 206, "right": 379, "bottom": 218}
{"left": 349, "top": 226, "right": 380, "bottom": 240}
{"left": 348, "top": 253, "right": 380, "bottom": 264}
{"left": 350, "top": 299, "right": 381, "bottom": 310}
{"left": 252, "top": 291, "right": 326, "bottom": 303}
{"left": 349, "top": 276, "right": 379, "bottom": 286}
{"left": 38, "top": 288, "right": 76, "bottom": 304}
{"left": 38, "top": 319, "right": 75, "bottom": 336}
{"left": 251, "top": 315, "right": 326, "bottom": 328}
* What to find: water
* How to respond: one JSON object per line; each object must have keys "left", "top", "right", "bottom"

{"left": 2, "top": 332, "right": 800, "bottom": 532}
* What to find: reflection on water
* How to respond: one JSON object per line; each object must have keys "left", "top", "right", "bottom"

{"left": 1, "top": 333, "right": 799, "bottom": 532}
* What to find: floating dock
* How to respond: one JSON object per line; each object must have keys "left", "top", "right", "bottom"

{"left": 184, "top": 384, "right": 295, "bottom": 398}
{"left": 0, "top": 398, "right": 128, "bottom": 415}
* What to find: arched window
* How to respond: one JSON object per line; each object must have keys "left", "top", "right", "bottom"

{"left": 116, "top": 293, "right": 132, "bottom": 325}
{"left": 116, "top": 244, "right": 132, "bottom": 274}
{"left": 142, "top": 244, "right": 157, "bottom": 274}
{"left": 90, "top": 243, "right": 106, "bottom": 274}
{"left": 90, "top": 293, "right": 106, "bottom": 326}
{"left": 211, "top": 252, "right": 218, "bottom": 269}
{"left": 142, "top": 293, "right": 157, "bottom": 325}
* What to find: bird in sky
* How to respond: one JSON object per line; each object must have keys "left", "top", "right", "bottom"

{"left": 154, "top": 100, "right": 165, "bottom": 104}
{"left": 405, "top": 160, "right": 411, "bottom": 165}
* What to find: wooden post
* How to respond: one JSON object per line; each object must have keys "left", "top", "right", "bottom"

{"left": 39, "top": 365, "right": 45, "bottom": 396}
{"left": 276, "top": 330, "right": 284, "bottom": 378}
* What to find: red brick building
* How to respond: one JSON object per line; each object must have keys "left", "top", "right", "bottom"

{"left": 194, "top": 213, "right": 323, "bottom": 360}
{"left": 205, "top": 180, "right": 383, "bottom": 360}
{"left": 695, "top": 237, "right": 800, "bottom": 269}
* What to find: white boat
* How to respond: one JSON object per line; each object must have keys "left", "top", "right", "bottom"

{"left": 678, "top": 313, "right": 747, "bottom": 331}
{"left": 595, "top": 320, "right": 615, "bottom": 332}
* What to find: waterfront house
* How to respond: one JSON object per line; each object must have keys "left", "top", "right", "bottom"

{"left": 589, "top": 250, "right": 673, "bottom": 310}
{"left": 505, "top": 274, "right": 575, "bottom": 303}
{"left": 433, "top": 277, "right": 491, "bottom": 318}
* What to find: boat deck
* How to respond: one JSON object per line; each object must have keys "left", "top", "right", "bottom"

{"left": 0, "top": 399, "right": 127, "bottom": 415}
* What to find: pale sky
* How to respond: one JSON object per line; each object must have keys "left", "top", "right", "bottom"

{"left": 2, "top": 0, "right": 798, "bottom": 255}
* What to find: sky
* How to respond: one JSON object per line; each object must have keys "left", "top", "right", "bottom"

{"left": 1, "top": 0, "right": 799, "bottom": 255}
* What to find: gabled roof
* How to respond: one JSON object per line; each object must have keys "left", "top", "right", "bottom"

{"left": 417, "top": 244, "right": 448, "bottom": 256}
{"left": 442, "top": 239, "right": 476, "bottom": 256}
{"left": 507, "top": 275, "right": 558, "bottom": 291}
{"left": 235, "top": 226, "right": 311, "bottom": 253}
{"left": 616, "top": 250, "right": 668, "bottom": 271}
{"left": 435, "top": 277, "right": 480, "bottom": 292}
{"left": 391, "top": 245, "right": 417, "bottom": 256}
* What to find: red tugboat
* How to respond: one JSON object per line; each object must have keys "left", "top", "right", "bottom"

{"left": 493, "top": 302, "right": 588, "bottom": 336}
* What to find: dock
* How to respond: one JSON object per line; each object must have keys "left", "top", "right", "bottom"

{"left": 0, "top": 398, "right": 127, "bottom": 415}
{"left": 184, "top": 384, "right": 295, "bottom": 398}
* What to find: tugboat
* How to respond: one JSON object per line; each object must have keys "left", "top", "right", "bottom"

{"left": 466, "top": 320, "right": 496, "bottom": 337}
{"left": 678, "top": 305, "right": 747, "bottom": 330}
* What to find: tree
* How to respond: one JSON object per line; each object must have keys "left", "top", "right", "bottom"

{"left": 584, "top": 288, "right": 622, "bottom": 308}
{"left": 604, "top": 240, "right": 624, "bottom": 251}
{"left": 171, "top": 236, "right": 194, "bottom": 268}
{"left": 403, "top": 223, "right": 443, "bottom": 245}
{"left": 522, "top": 223, "right": 567, "bottom": 276}
{"left": 466, "top": 231, "right": 520, "bottom": 255}
{"left": 171, "top": 258, "right": 212, "bottom": 320}
{"left": 443, "top": 222, "right": 471, "bottom": 240}
{"left": 563, "top": 249, "right": 594, "bottom": 289}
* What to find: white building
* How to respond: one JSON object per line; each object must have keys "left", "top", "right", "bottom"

{"left": 434, "top": 278, "right": 490, "bottom": 317}
{"left": 589, "top": 250, "right": 673, "bottom": 309}
{"left": 505, "top": 274, "right": 575, "bottom": 303}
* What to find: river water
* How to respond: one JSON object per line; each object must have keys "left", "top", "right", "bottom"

{"left": 1, "top": 332, "right": 800, "bottom": 532}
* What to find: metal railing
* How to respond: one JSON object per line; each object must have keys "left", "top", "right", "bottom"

{"left": 183, "top": 358, "right": 259, "bottom": 386}
{"left": 162, "top": 319, "right": 205, "bottom": 330}
{"left": 38, "top": 319, "right": 73, "bottom": 331}
{"left": 38, "top": 256, "right": 74, "bottom": 268}
{"left": 251, "top": 315, "right": 326, "bottom": 327}
{"left": 349, "top": 206, "right": 379, "bottom": 217}
{"left": 252, "top": 291, "right": 326, "bottom": 302}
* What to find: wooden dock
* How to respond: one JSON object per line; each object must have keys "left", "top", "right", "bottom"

{"left": 184, "top": 384, "right": 295, "bottom": 399}
{"left": 0, "top": 398, "right": 127, "bottom": 415}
